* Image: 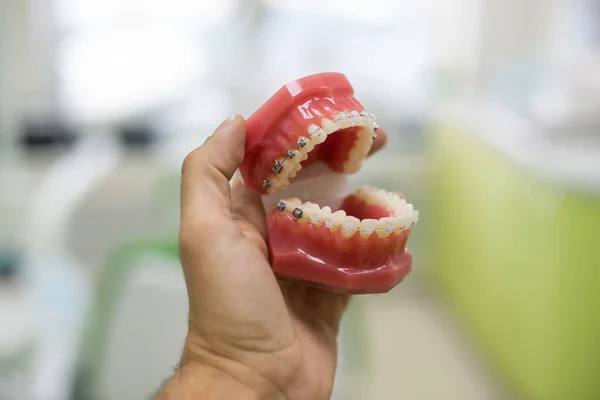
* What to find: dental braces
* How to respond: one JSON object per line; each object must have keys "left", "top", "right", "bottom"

{"left": 262, "top": 111, "right": 377, "bottom": 191}
{"left": 276, "top": 201, "right": 417, "bottom": 233}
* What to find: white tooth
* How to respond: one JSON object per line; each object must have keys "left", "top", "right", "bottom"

{"left": 341, "top": 216, "right": 360, "bottom": 238}
{"left": 286, "top": 149, "right": 300, "bottom": 160}
{"left": 375, "top": 218, "right": 394, "bottom": 239}
{"left": 359, "top": 218, "right": 377, "bottom": 238}
{"left": 325, "top": 210, "right": 346, "bottom": 232}
{"left": 397, "top": 210, "right": 417, "bottom": 229}
{"left": 313, "top": 130, "right": 327, "bottom": 144}
{"left": 297, "top": 136, "right": 315, "bottom": 153}
{"left": 300, "top": 153, "right": 308, "bottom": 161}
{"left": 334, "top": 112, "right": 347, "bottom": 122}
{"left": 349, "top": 111, "right": 361, "bottom": 126}
{"left": 312, "top": 207, "right": 332, "bottom": 226}
{"left": 303, "top": 202, "right": 320, "bottom": 210}
{"left": 390, "top": 216, "right": 404, "bottom": 234}
{"left": 310, "top": 213, "right": 323, "bottom": 226}
{"left": 288, "top": 163, "right": 302, "bottom": 178}
{"left": 359, "top": 111, "right": 369, "bottom": 125}
{"left": 308, "top": 124, "right": 320, "bottom": 135}
{"left": 370, "top": 113, "right": 376, "bottom": 121}
{"left": 307, "top": 124, "right": 326, "bottom": 144}
{"left": 376, "top": 189, "right": 388, "bottom": 198}
{"left": 298, "top": 206, "right": 316, "bottom": 224}
{"left": 270, "top": 177, "right": 285, "bottom": 190}
{"left": 277, "top": 161, "right": 295, "bottom": 178}
{"left": 321, "top": 118, "right": 339, "bottom": 135}
{"left": 337, "top": 117, "right": 351, "bottom": 129}
{"left": 284, "top": 197, "right": 301, "bottom": 206}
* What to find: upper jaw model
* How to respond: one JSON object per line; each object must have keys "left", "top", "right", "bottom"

{"left": 239, "top": 72, "right": 419, "bottom": 294}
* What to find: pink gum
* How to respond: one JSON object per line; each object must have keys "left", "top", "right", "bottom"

{"left": 242, "top": 95, "right": 366, "bottom": 193}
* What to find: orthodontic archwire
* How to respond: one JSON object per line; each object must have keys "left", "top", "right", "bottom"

{"left": 262, "top": 111, "right": 377, "bottom": 190}
{"left": 275, "top": 201, "right": 417, "bottom": 232}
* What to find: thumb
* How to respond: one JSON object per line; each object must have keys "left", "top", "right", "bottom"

{"left": 180, "top": 115, "right": 246, "bottom": 229}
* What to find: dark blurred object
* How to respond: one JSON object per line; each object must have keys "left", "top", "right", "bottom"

{"left": 0, "top": 249, "right": 20, "bottom": 282}
{"left": 117, "top": 124, "right": 156, "bottom": 149}
{"left": 18, "top": 119, "right": 76, "bottom": 151}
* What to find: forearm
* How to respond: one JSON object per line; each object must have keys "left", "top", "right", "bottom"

{"left": 155, "top": 363, "right": 264, "bottom": 400}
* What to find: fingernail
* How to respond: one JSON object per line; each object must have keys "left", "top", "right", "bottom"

{"left": 216, "top": 115, "right": 237, "bottom": 131}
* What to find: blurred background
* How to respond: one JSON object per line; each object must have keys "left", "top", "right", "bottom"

{"left": 1, "top": 0, "right": 599, "bottom": 399}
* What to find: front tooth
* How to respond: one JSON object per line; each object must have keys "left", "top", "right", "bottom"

{"left": 341, "top": 216, "right": 360, "bottom": 238}
{"left": 325, "top": 210, "right": 346, "bottom": 233}
{"left": 359, "top": 219, "right": 377, "bottom": 238}
{"left": 321, "top": 118, "right": 339, "bottom": 135}
{"left": 308, "top": 124, "right": 327, "bottom": 144}
{"left": 297, "top": 136, "right": 315, "bottom": 153}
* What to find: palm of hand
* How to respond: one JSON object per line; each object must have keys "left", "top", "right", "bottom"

{"left": 182, "top": 182, "right": 348, "bottom": 400}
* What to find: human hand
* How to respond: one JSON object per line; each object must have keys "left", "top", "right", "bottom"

{"left": 156, "top": 115, "right": 387, "bottom": 400}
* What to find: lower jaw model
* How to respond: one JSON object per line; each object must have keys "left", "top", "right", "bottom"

{"left": 239, "top": 73, "right": 419, "bottom": 294}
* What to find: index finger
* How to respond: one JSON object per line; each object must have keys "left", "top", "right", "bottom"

{"left": 367, "top": 126, "right": 387, "bottom": 157}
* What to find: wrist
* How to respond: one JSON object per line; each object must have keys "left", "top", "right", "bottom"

{"left": 155, "top": 362, "right": 272, "bottom": 400}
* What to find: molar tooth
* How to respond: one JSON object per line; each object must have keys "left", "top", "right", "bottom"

{"left": 359, "top": 219, "right": 377, "bottom": 238}
{"left": 341, "top": 216, "right": 360, "bottom": 238}
{"left": 325, "top": 210, "right": 346, "bottom": 233}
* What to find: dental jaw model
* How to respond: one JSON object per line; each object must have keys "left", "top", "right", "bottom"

{"left": 239, "top": 73, "right": 419, "bottom": 294}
